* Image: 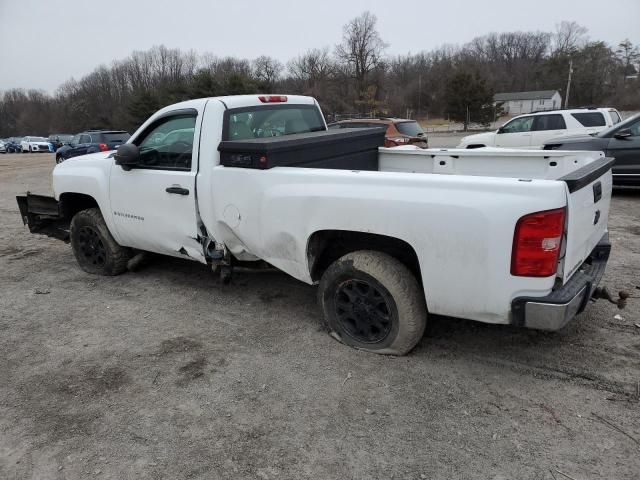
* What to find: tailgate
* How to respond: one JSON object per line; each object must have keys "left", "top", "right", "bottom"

{"left": 560, "top": 157, "right": 614, "bottom": 283}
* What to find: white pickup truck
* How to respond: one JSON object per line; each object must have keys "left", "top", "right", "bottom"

{"left": 17, "top": 95, "right": 613, "bottom": 355}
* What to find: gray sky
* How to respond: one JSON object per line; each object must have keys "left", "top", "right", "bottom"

{"left": 1, "top": 0, "right": 638, "bottom": 92}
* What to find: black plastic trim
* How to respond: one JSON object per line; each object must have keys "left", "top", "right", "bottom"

{"left": 152, "top": 108, "right": 198, "bottom": 123}
{"left": 559, "top": 157, "right": 615, "bottom": 193}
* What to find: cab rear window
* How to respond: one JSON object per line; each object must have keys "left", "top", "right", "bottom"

{"left": 571, "top": 112, "right": 606, "bottom": 127}
{"left": 223, "top": 105, "right": 325, "bottom": 141}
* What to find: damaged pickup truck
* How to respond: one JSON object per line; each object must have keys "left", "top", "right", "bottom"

{"left": 17, "top": 94, "right": 613, "bottom": 355}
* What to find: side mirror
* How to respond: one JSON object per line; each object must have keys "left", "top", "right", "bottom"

{"left": 497, "top": 127, "right": 506, "bottom": 134}
{"left": 114, "top": 143, "right": 139, "bottom": 171}
{"left": 614, "top": 128, "right": 633, "bottom": 139}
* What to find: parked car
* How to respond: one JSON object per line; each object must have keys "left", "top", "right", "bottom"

{"left": 0, "top": 140, "right": 6, "bottom": 153}
{"left": 5, "top": 137, "right": 23, "bottom": 153}
{"left": 458, "top": 108, "right": 623, "bottom": 149}
{"left": 17, "top": 95, "right": 613, "bottom": 355}
{"left": 48, "top": 134, "right": 74, "bottom": 151}
{"left": 328, "top": 118, "right": 428, "bottom": 148}
{"left": 544, "top": 112, "right": 640, "bottom": 185}
{"left": 21, "top": 136, "right": 51, "bottom": 153}
{"left": 56, "top": 130, "right": 130, "bottom": 163}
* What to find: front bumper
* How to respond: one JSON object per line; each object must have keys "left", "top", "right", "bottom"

{"left": 511, "top": 233, "right": 611, "bottom": 330}
{"left": 16, "top": 193, "right": 69, "bottom": 241}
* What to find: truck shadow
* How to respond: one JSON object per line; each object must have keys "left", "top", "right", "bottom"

{"left": 125, "top": 255, "right": 636, "bottom": 396}
{"left": 141, "top": 254, "right": 582, "bottom": 350}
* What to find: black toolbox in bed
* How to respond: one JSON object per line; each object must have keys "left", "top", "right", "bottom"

{"left": 217, "top": 127, "right": 385, "bottom": 170}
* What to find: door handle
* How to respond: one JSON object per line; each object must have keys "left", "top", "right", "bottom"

{"left": 165, "top": 186, "right": 189, "bottom": 195}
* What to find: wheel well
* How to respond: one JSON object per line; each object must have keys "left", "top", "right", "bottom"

{"left": 307, "top": 230, "right": 422, "bottom": 283}
{"left": 59, "top": 192, "right": 99, "bottom": 220}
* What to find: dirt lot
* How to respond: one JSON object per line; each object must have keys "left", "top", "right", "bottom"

{"left": 1, "top": 153, "right": 639, "bottom": 480}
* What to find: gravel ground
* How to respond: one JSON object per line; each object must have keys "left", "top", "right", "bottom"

{"left": 1, "top": 153, "right": 639, "bottom": 480}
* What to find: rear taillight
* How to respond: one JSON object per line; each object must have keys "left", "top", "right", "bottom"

{"left": 98, "top": 143, "right": 108, "bottom": 151}
{"left": 511, "top": 208, "right": 565, "bottom": 277}
{"left": 258, "top": 95, "right": 288, "bottom": 103}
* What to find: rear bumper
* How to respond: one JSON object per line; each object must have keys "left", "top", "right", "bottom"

{"left": 511, "top": 233, "right": 611, "bottom": 330}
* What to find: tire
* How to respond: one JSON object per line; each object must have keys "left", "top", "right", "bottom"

{"left": 70, "top": 208, "right": 130, "bottom": 276}
{"left": 318, "top": 250, "right": 427, "bottom": 355}
{"left": 55, "top": 155, "right": 61, "bottom": 164}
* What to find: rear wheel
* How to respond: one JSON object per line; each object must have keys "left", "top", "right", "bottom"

{"left": 70, "top": 208, "right": 130, "bottom": 275}
{"left": 318, "top": 250, "right": 427, "bottom": 355}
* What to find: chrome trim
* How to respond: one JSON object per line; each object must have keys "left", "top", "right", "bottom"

{"left": 524, "top": 286, "right": 587, "bottom": 331}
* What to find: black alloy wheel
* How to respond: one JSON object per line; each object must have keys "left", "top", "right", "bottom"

{"left": 77, "top": 226, "right": 106, "bottom": 267}
{"left": 334, "top": 279, "right": 393, "bottom": 343}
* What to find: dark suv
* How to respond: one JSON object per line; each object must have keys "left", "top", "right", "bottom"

{"left": 544, "top": 113, "right": 640, "bottom": 186}
{"left": 56, "top": 130, "right": 130, "bottom": 163}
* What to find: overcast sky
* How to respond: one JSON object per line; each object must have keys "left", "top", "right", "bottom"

{"left": 1, "top": 0, "right": 638, "bottom": 92}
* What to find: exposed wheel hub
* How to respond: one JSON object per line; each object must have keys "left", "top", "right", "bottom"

{"left": 334, "top": 279, "right": 392, "bottom": 343}
{"left": 78, "top": 226, "right": 106, "bottom": 266}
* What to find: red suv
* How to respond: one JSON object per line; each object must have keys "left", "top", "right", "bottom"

{"left": 328, "top": 118, "right": 428, "bottom": 148}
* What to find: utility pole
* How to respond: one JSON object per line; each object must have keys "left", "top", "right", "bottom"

{"left": 418, "top": 73, "right": 422, "bottom": 118}
{"left": 564, "top": 59, "right": 573, "bottom": 109}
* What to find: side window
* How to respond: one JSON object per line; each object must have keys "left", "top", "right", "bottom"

{"left": 70, "top": 134, "right": 81, "bottom": 146}
{"left": 628, "top": 119, "right": 640, "bottom": 137}
{"left": 135, "top": 114, "right": 197, "bottom": 170}
{"left": 571, "top": 112, "right": 606, "bottom": 127}
{"left": 610, "top": 111, "right": 621, "bottom": 124}
{"left": 533, "top": 114, "right": 566, "bottom": 131}
{"left": 502, "top": 116, "right": 534, "bottom": 133}
{"left": 79, "top": 134, "right": 91, "bottom": 144}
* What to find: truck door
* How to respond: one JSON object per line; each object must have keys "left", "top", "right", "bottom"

{"left": 109, "top": 110, "right": 206, "bottom": 262}
{"left": 77, "top": 134, "right": 92, "bottom": 156}
{"left": 495, "top": 115, "right": 534, "bottom": 148}
{"left": 606, "top": 116, "right": 640, "bottom": 180}
{"left": 530, "top": 114, "right": 568, "bottom": 148}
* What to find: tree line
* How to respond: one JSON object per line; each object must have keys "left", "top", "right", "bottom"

{"left": 0, "top": 12, "right": 638, "bottom": 137}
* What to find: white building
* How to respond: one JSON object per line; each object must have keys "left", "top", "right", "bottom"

{"left": 494, "top": 90, "right": 562, "bottom": 115}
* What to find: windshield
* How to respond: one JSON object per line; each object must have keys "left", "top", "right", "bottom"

{"left": 224, "top": 105, "right": 325, "bottom": 140}
{"left": 31, "top": 137, "right": 48, "bottom": 142}
{"left": 598, "top": 113, "right": 640, "bottom": 138}
{"left": 395, "top": 121, "right": 425, "bottom": 137}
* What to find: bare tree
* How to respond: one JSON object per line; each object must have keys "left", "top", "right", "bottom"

{"left": 288, "top": 47, "right": 334, "bottom": 84}
{"left": 616, "top": 39, "right": 640, "bottom": 80}
{"left": 252, "top": 55, "right": 283, "bottom": 90}
{"left": 335, "top": 11, "right": 387, "bottom": 103}
{"left": 552, "top": 21, "right": 588, "bottom": 55}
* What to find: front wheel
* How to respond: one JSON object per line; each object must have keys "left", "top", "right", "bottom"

{"left": 318, "top": 251, "right": 427, "bottom": 355}
{"left": 70, "top": 208, "right": 131, "bottom": 275}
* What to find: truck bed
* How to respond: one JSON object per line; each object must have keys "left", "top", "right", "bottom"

{"left": 378, "top": 146, "right": 606, "bottom": 180}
